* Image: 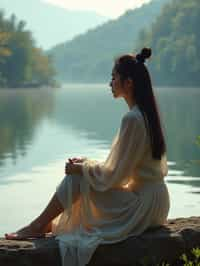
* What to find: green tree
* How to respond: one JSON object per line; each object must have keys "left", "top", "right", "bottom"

{"left": 31, "top": 47, "right": 56, "bottom": 86}
{"left": 0, "top": 9, "right": 56, "bottom": 88}
{"left": 137, "top": 0, "right": 200, "bottom": 86}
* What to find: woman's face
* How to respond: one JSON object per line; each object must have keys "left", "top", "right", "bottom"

{"left": 109, "top": 69, "right": 125, "bottom": 98}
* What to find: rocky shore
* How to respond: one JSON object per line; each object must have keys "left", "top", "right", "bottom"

{"left": 0, "top": 216, "right": 200, "bottom": 266}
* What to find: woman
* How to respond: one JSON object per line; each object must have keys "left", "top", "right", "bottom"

{"left": 5, "top": 48, "right": 170, "bottom": 266}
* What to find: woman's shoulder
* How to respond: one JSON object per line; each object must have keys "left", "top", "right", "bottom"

{"left": 122, "top": 105, "right": 145, "bottom": 125}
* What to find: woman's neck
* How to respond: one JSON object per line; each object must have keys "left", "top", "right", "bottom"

{"left": 124, "top": 95, "right": 136, "bottom": 110}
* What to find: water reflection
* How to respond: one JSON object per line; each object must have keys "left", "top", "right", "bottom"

{"left": 0, "top": 85, "right": 199, "bottom": 235}
{"left": 52, "top": 85, "right": 200, "bottom": 177}
{"left": 51, "top": 84, "right": 126, "bottom": 142}
{"left": 0, "top": 89, "right": 55, "bottom": 167}
{"left": 155, "top": 87, "right": 200, "bottom": 177}
{"left": 0, "top": 85, "right": 199, "bottom": 182}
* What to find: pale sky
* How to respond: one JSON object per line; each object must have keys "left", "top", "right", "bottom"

{"left": 43, "top": 0, "right": 152, "bottom": 18}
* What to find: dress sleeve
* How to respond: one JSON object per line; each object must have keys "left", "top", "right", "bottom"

{"left": 82, "top": 114, "right": 147, "bottom": 191}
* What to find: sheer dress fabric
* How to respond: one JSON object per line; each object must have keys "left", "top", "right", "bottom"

{"left": 52, "top": 105, "right": 170, "bottom": 266}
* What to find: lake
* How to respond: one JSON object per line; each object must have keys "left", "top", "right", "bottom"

{"left": 0, "top": 84, "right": 199, "bottom": 236}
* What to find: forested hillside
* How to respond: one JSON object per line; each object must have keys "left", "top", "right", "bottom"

{"left": 0, "top": 10, "right": 56, "bottom": 88}
{"left": 50, "top": 0, "right": 170, "bottom": 83}
{"left": 138, "top": 0, "right": 200, "bottom": 86}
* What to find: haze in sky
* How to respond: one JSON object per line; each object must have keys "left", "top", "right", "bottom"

{"left": 43, "top": 0, "right": 151, "bottom": 18}
{"left": 0, "top": 0, "right": 153, "bottom": 47}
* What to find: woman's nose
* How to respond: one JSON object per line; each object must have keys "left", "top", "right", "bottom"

{"left": 109, "top": 81, "right": 112, "bottom": 87}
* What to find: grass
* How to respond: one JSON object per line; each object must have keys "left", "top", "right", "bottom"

{"left": 139, "top": 247, "right": 200, "bottom": 266}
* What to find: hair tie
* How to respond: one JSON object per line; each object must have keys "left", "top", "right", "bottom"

{"left": 136, "top": 53, "right": 145, "bottom": 63}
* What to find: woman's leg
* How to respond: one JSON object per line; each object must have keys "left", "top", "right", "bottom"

{"left": 32, "top": 193, "right": 64, "bottom": 230}
{"left": 5, "top": 174, "right": 81, "bottom": 240}
{"left": 5, "top": 193, "right": 64, "bottom": 240}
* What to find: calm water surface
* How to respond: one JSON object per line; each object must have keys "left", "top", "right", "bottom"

{"left": 0, "top": 85, "right": 199, "bottom": 235}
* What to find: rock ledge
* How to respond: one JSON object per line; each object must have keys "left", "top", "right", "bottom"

{"left": 0, "top": 216, "right": 200, "bottom": 266}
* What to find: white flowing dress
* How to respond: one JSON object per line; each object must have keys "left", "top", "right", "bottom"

{"left": 52, "top": 105, "right": 170, "bottom": 266}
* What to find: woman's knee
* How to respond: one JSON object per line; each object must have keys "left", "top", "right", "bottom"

{"left": 56, "top": 175, "right": 81, "bottom": 208}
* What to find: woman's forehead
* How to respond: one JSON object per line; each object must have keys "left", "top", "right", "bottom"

{"left": 112, "top": 68, "right": 117, "bottom": 75}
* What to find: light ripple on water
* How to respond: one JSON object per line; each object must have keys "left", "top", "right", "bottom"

{"left": 166, "top": 176, "right": 200, "bottom": 181}
{"left": 168, "top": 170, "right": 185, "bottom": 176}
{"left": 167, "top": 161, "right": 176, "bottom": 166}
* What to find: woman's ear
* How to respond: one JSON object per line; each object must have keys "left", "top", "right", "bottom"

{"left": 127, "top": 78, "right": 134, "bottom": 88}
{"left": 126, "top": 78, "right": 134, "bottom": 89}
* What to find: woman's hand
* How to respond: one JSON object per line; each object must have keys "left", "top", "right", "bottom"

{"left": 69, "top": 157, "right": 86, "bottom": 163}
{"left": 65, "top": 160, "right": 83, "bottom": 176}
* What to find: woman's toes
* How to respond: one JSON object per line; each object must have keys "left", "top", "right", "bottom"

{"left": 4, "top": 224, "right": 46, "bottom": 240}
{"left": 5, "top": 233, "right": 19, "bottom": 240}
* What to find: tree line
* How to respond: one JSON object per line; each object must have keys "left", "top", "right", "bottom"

{"left": 137, "top": 0, "right": 200, "bottom": 86}
{"left": 50, "top": 0, "right": 200, "bottom": 87}
{"left": 49, "top": 0, "right": 169, "bottom": 83}
{"left": 0, "top": 10, "right": 56, "bottom": 88}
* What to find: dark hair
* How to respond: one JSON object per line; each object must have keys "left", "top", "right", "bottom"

{"left": 114, "top": 48, "right": 166, "bottom": 160}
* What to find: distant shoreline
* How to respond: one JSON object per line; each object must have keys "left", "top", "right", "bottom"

{"left": 1, "top": 83, "right": 200, "bottom": 90}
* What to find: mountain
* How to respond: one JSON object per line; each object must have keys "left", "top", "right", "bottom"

{"left": 0, "top": 0, "right": 108, "bottom": 49}
{"left": 49, "top": 0, "right": 170, "bottom": 83}
{"left": 137, "top": 0, "right": 200, "bottom": 86}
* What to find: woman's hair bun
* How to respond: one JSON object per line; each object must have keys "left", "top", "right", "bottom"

{"left": 136, "top": 47, "right": 152, "bottom": 63}
{"left": 141, "top": 48, "right": 152, "bottom": 59}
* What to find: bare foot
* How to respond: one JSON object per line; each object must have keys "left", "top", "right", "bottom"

{"left": 5, "top": 222, "right": 47, "bottom": 240}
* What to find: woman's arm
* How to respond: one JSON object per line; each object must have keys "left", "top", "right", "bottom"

{"left": 81, "top": 115, "right": 147, "bottom": 191}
